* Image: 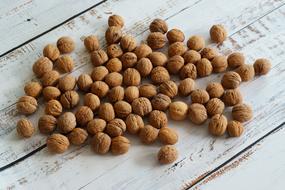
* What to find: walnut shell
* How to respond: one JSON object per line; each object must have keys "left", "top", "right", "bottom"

{"left": 222, "top": 89, "right": 243, "bottom": 106}
{"left": 107, "top": 44, "right": 123, "bottom": 58}
{"left": 38, "top": 115, "right": 57, "bottom": 134}
{"left": 151, "top": 93, "right": 171, "bottom": 111}
{"left": 106, "top": 58, "right": 122, "bottom": 72}
{"left": 151, "top": 66, "right": 170, "bottom": 84}
{"left": 121, "top": 52, "right": 137, "bottom": 69}
{"left": 221, "top": 71, "right": 241, "bottom": 89}
{"left": 77, "top": 74, "right": 93, "bottom": 92}
{"left": 57, "top": 112, "right": 76, "bottom": 134}
{"left": 196, "top": 58, "right": 213, "bottom": 77}
{"left": 210, "top": 24, "right": 227, "bottom": 43}
{"left": 120, "top": 35, "right": 137, "bottom": 52}
{"left": 108, "top": 14, "right": 124, "bottom": 28}
{"left": 167, "top": 55, "right": 184, "bottom": 74}
{"left": 206, "top": 82, "right": 224, "bottom": 98}
{"left": 168, "top": 42, "right": 187, "bottom": 57}
{"left": 84, "top": 93, "right": 100, "bottom": 111}
{"left": 33, "top": 57, "right": 53, "bottom": 78}
{"left": 105, "top": 72, "right": 123, "bottom": 87}
{"left": 91, "top": 49, "right": 108, "bottom": 66}
{"left": 253, "top": 58, "right": 271, "bottom": 75}
{"left": 149, "top": 19, "right": 168, "bottom": 34}
{"left": 106, "top": 118, "right": 126, "bottom": 137}
{"left": 235, "top": 64, "right": 255, "bottom": 81}
{"left": 211, "top": 56, "right": 228, "bottom": 73}
{"left": 125, "top": 114, "right": 144, "bottom": 134}
{"left": 147, "top": 32, "right": 166, "bottom": 50}
{"left": 227, "top": 52, "right": 245, "bottom": 68}
{"left": 43, "top": 44, "right": 60, "bottom": 61}
{"left": 111, "top": 136, "right": 130, "bottom": 155}
{"left": 206, "top": 98, "right": 225, "bottom": 116}
{"left": 167, "top": 29, "right": 185, "bottom": 44}
{"left": 134, "top": 44, "right": 152, "bottom": 59}
{"left": 200, "top": 47, "right": 218, "bottom": 60}
{"left": 139, "top": 84, "right": 157, "bottom": 98}
{"left": 114, "top": 101, "right": 132, "bottom": 118}
{"left": 124, "top": 86, "right": 139, "bottom": 103}
{"left": 183, "top": 50, "right": 201, "bottom": 64}
{"left": 91, "top": 132, "right": 111, "bottom": 154}
{"left": 60, "top": 90, "right": 79, "bottom": 109}
{"left": 232, "top": 103, "right": 253, "bottom": 122}
{"left": 17, "top": 96, "right": 38, "bottom": 115}
{"left": 123, "top": 68, "right": 141, "bottom": 86}
{"left": 158, "top": 127, "right": 178, "bottom": 145}
{"left": 58, "top": 74, "right": 76, "bottom": 92}
{"left": 68, "top": 128, "right": 88, "bottom": 145}
{"left": 149, "top": 110, "right": 168, "bottom": 129}
{"left": 99, "top": 103, "right": 115, "bottom": 122}
{"left": 84, "top": 35, "right": 100, "bottom": 52}
{"left": 148, "top": 52, "right": 167, "bottom": 67}
{"left": 24, "top": 81, "right": 42, "bottom": 98}
{"left": 188, "top": 103, "right": 208, "bottom": 125}
{"left": 227, "top": 120, "right": 244, "bottom": 137}
{"left": 75, "top": 106, "right": 94, "bottom": 126}
{"left": 191, "top": 89, "right": 210, "bottom": 104}
{"left": 178, "top": 78, "right": 195, "bottom": 96}
{"left": 57, "top": 36, "right": 75, "bottom": 53}
{"left": 17, "top": 118, "right": 34, "bottom": 138}
{"left": 187, "top": 35, "right": 205, "bottom": 51}
{"left": 41, "top": 70, "right": 60, "bottom": 87}
{"left": 47, "top": 133, "right": 70, "bottom": 154}
{"left": 132, "top": 97, "right": 152, "bottom": 116}
{"left": 108, "top": 86, "right": 124, "bottom": 103}
{"left": 45, "top": 99, "right": 62, "bottom": 117}
{"left": 208, "top": 114, "right": 227, "bottom": 136}
{"left": 139, "top": 125, "right": 159, "bottom": 144}
{"left": 169, "top": 101, "right": 188, "bottom": 121}
{"left": 91, "top": 66, "right": 109, "bottom": 81}
{"left": 179, "top": 63, "right": 197, "bottom": 80}
{"left": 56, "top": 55, "right": 74, "bottom": 73}
{"left": 136, "top": 58, "right": 153, "bottom": 77}
{"left": 157, "top": 145, "right": 178, "bottom": 164}
{"left": 90, "top": 81, "right": 110, "bottom": 98}
{"left": 87, "top": 118, "right": 106, "bottom": 135}
{"left": 105, "top": 26, "right": 122, "bottom": 44}
{"left": 159, "top": 80, "right": 178, "bottom": 98}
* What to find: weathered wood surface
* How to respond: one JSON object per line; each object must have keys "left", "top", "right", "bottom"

{"left": 0, "top": 0, "right": 284, "bottom": 189}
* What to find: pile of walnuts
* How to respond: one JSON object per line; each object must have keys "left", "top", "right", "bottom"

{"left": 16, "top": 15, "right": 271, "bottom": 165}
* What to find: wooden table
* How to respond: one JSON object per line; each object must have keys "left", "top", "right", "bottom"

{"left": 0, "top": 0, "right": 284, "bottom": 189}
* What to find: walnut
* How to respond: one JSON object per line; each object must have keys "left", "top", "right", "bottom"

{"left": 168, "top": 42, "right": 187, "bottom": 57}
{"left": 206, "top": 82, "right": 224, "bottom": 98}
{"left": 87, "top": 118, "right": 106, "bottom": 135}
{"left": 123, "top": 68, "right": 141, "bottom": 86}
{"left": 125, "top": 114, "right": 144, "bottom": 134}
{"left": 105, "top": 72, "right": 123, "bottom": 87}
{"left": 108, "top": 14, "right": 124, "bottom": 28}
{"left": 120, "top": 35, "right": 137, "bottom": 52}
{"left": 134, "top": 44, "right": 152, "bottom": 59}
{"left": 222, "top": 89, "right": 243, "bottom": 106}
{"left": 68, "top": 128, "right": 88, "bottom": 145}
{"left": 232, "top": 103, "right": 253, "bottom": 122}
{"left": 159, "top": 80, "right": 178, "bottom": 98}
{"left": 60, "top": 90, "right": 79, "bottom": 109}
{"left": 211, "top": 55, "right": 228, "bottom": 73}
{"left": 132, "top": 97, "right": 152, "bottom": 116}
{"left": 108, "top": 86, "right": 124, "bottom": 103}
{"left": 147, "top": 32, "right": 166, "bottom": 49}
{"left": 206, "top": 98, "right": 225, "bottom": 116}
{"left": 84, "top": 35, "right": 100, "bottom": 52}
{"left": 136, "top": 58, "right": 153, "bottom": 77}
{"left": 208, "top": 114, "right": 227, "bottom": 136}
{"left": 191, "top": 89, "right": 210, "bottom": 104}
{"left": 75, "top": 106, "right": 94, "bottom": 126}
{"left": 90, "top": 81, "right": 110, "bottom": 98}
{"left": 236, "top": 64, "right": 255, "bottom": 81}
{"left": 158, "top": 127, "right": 178, "bottom": 145}
{"left": 58, "top": 74, "right": 76, "bottom": 92}
{"left": 56, "top": 55, "right": 74, "bottom": 73}
{"left": 47, "top": 134, "right": 70, "bottom": 154}
{"left": 167, "top": 55, "right": 184, "bottom": 74}
{"left": 197, "top": 58, "right": 213, "bottom": 77}
{"left": 210, "top": 24, "right": 227, "bottom": 43}
{"left": 200, "top": 47, "right": 218, "bottom": 60}
{"left": 151, "top": 66, "right": 170, "bottom": 84}
{"left": 157, "top": 145, "right": 178, "bottom": 164}
{"left": 91, "top": 132, "right": 111, "bottom": 154}
{"left": 43, "top": 44, "right": 60, "bottom": 61}
{"left": 90, "top": 49, "right": 108, "bottom": 66}
{"left": 167, "top": 29, "right": 185, "bottom": 43}
{"left": 227, "top": 120, "right": 244, "bottom": 137}
{"left": 111, "top": 136, "right": 130, "bottom": 155}
{"left": 139, "top": 84, "right": 157, "bottom": 98}
{"left": 121, "top": 52, "right": 137, "bottom": 69}
{"left": 139, "top": 125, "right": 159, "bottom": 144}
{"left": 178, "top": 78, "right": 195, "bottom": 96}
{"left": 17, "top": 118, "right": 34, "bottom": 138}
{"left": 149, "top": 19, "right": 168, "bottom": 34}
{"left": 38, "top": 115, "right": 57, "bottom": 134}
{"left": 124, "top": 86, "right": 139, "bottom": 103}
{"left": 151, "top": 93, "right": 171, "bottom": 111}
{"left": 105, "top": 26, "right": 122, "bottom": 44}
{"left": 148, "top": 52, "right": 167, "bottom": 67}
{"left": 227, "top": 52, "right": 245, "bottom": 68}
{"left": 17, "top": 96, "right": 38, "bottom": 115}
{"left": 187, "top": 35, "right": 205, "bottom": 51}
{"left": 41, "top": 70, "right": 60, "bottom": 87}
{"left": 184, "top": 50, "right": 201, "bottom": 64}
{"left": 149, "top": 110, "right": 168, "bottom": 129}
{"left": 24, "top": 81, "right": 42, "bottom": 98}
{"left": 77, "top": 74, "right": 93, "bottom": 92}
{"left": 57, "top": 112, "right": 76, "bottom": 134}
{"left": 99, "top": 103, "right": 115, "bottom": 122}
{"left": 106, "top": 58, "right": 122, "bottom": 72}
{"left": 114, "top": 101, "right": 132, "bottom": 118}
{"left": 45, "top": 99, "right": 62, "bottom": 117}
{"left": 57, "top": 36, "right": 75, "bottom": 53}
{"left": 84, "top": 93, "right": 100, "bottom": 111}
{"left": 42, "top": 86, "right": 61, "bottom": 101}
{"left": 253, "top": 58, "right": 271, "bottom": 75}
{"left": 106, "top": 118, "right": 126, "bottom": 137}
{"left": 169, "top": 101, "right": 188, "bottom": 121}
{"left": 33, "top": 57, "right": 53, "bottom": 78}
{"left": 107, "top": 44, "right": 123, "bottom": 58}
{"left": 188, "top": 103, "right": 208, "bottom": 124}
{"left": 179, "top": 63, "right": 197, "bottom": 80}
{"left": 221, "top": 71, "right": 241, "bottom": 89}
{"left": 91, "top": 66, "right": 109, "bottom": 81}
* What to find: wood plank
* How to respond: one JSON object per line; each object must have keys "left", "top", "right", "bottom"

{"left": 0, "top": 0, "right": 104, "bottom": 55}
{"left": 0, "top": 1, "right": 284, "bottom": 189}
{"left": 191, "top": 124, "right": 285, "bottom": 190}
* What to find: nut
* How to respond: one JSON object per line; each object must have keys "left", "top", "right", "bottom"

{"left": 151, "top": 93, "right": 171, "bottom": 111}
{"left": 232, "top": 103, "right": 253, "bottom": 122}
{"left": 90, "top": 81, "right": 110, "bottom": 98}
{"left": 111, "top": 136, "right": 130, "bottom": 155}
{"left": 149, "top": 110, "right": 168, "bottom": 129}
{"left": 106, "top": 58, "right": 122, "bottom": 72}
{"left": 105, "top": 72, "right": 123, "bottom": 87}
{"left": 236, "top": 64, "right": 255, "bottom": 81}
{"left": 91, "top": 66, "right": 109, "bottom": 81}
{"left": 196, "top": 58, "right": 213, "bottom": 77}
{"left": 206, "top": 82, "right": 224, "bottom": 98}
{"left": 139, "top": 125, "right": 159, "bottom": 144}
{"left": 123, "top": 68, "right": 141, "bottom": 86}
{"left": 151, "top": 66, "right": 170, "bottom": 84}
{"left": 147, "top": 32, "right": 166, "bottom": 49}
{"left": 200, "top": 47, "right": 218, "bottom": 60}
{"left": 107, "top": 44, "right": 123, "bottom": 58}
{"left": 179, "top": 63, "right": 197, "bottom": 80}
{"left": 17, "top": 118, "right": 34, "bottom": 138}
{"left": 159, "top": 80, "right": 178, "bottom": 98}
{"left": 77, "top": 74, "right": 93, "bottom": 92}
{"left": 178, "top": 78, "right": 195, "bottom": 96}
{"left": 120, "top": 35, "right": 137, "bottom": 52}
{"left": 187, "top": 35, "right": 205, "bottom": 51}
{"left": 149, "top": 19, "right": 168, "bottom": 34}
{"left": 108, "top": 14, "right": 124, "bottom": 28}
{"left": 210, "top": 24, "right": 227, "bottom": 43}
{"left": 221, "top": 71, "right": 241, "bottom": 89}
{"left": 17, "top": 96, "right": 38, "bottom": 115}
{"left": 227, "top": 120, "right": 244, "bottom": 137}
{"left": 91, "top": 49, "right": 108, "bottom": 66}
{"left": 91, "top": 132, "right": 111, "bottom": 154}
{"left": 106, "top": 118, "right": 126, "bottom": 137}
{"left": 206, "top": 98, "right": 225, "bottom": 116}
{"left": 222, "top": 89, "right": 243, "bottom": 106}
{"left": 56, "top": 55, "right": 74, "bottom": 73}
{"left": 136, "top": 58, "right": 153, "bottom": 77}
{"left": 157, "top": 145, "right": 178, "bottom": 164}
{"left": 208, "top": 114, "right": 228, "bottom": 136}
{"left": 211, "top": 56, "right": 228, "bottom": 73}
{"left": 183, "top": 50, "right": 201, "bottom": 64}
{"left": 47, "top": 134, "right": 70, "bottom": 154}
{"left": 125, "top": 114, "right": 144, "bottom": 134}
{"left": 84, "top": 35, "right": 100, "bottom": 52}
{"left": 168, "top": 101, "right": 188, "bottom": 121}
{"left": 105, "top": 26, "right": 122, "bottom": 44}
{"left": 168, "top": 42, "right": 187, "bottom": 57}
{"left": 87, "top": 118, "right": 106, "bottom": 135}
{"left": 45, "top": 99, "right": 62, "bottom": 117}
{"left": 58, "top": 74, "right": 76, "bottom": 92}
{"left": 132, "top": 97, "right": 152, "bottom": 116}
{"left": 41, "top": 70, "right": 60, "bottom": 87}
{"left": 158, "top": 127, "right": 178, "bottom": 145}
{"left": 57, "top": 36, "right": 75, "bottom": 53}
{"left": 68, "top": 128, "right": 88, "bottom": 145}
{"left": 114, "top": 101, "right": 132, "bottom": 118}
{"left": 253, "top": 58, "right": 271, "bottom": 75}
{"left": 121, "top": 52, "right": 137, "bottom": 69}
{"left": 24, "top": 81, "right": 42, "bottom": 98}
{"left": 124, "top": 86, "right": 139, "bottom": 103}
{"left": 167, "top": 29, "right": 185, "bottom": 44}
{"left": 38, "top": 115, "right": 57, "bottom": 134}
{"left": 99, "top": 103, "right": 115, "bottom": 122}
{"left": 33, "top": 57, "right": 53, "bottom": 78}
{"left": 108, "top": 86, "right": 124, "bottom": 103}
{"left": 227, "top": 52, "right": 245, "bottom": 68}
{"left": 75, "top": 106, "right": 94, "bottom": 126}
{"left": 60, "top": 90, "right": 80, "bottom": 109}
{"left": 188, "top": 103, "right": 208, "bottom": 125}
{"left": 57, "top": 112, "right": 76, "bottom": 134}
{"left": 43, "top": 86, "right": 61, "bottom": 101}
{"left": 43, "top": 44, "right": 60, "bottom": 61}
{"left": 134, "top": 44, "right": 152, "bottom": 59}
{"left": 148, "top": 52, "right": 167, "bottom": 67}
{"left": 191, "top": 89, "right": 210, "bottom": 104}
{"left": 84, "top": 93, "right": 100, "bottom": 111}
{"left": 167, "top": 55, "right": 184, "bottom": 74}
{"left": 139, "top": 84, "right": 157, "bottom": 98}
